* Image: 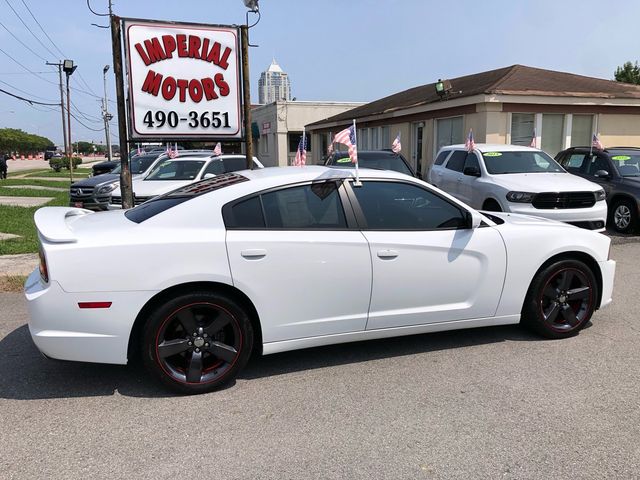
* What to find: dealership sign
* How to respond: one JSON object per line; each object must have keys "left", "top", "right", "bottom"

{"left": 124, "top": 19, "right": 242, "bottom": 140}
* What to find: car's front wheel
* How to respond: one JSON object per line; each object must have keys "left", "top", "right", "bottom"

{"left": 610, "top": 199, "right": 637, "bottom": 233}
{"left": 521, "top": 259, "right": 597, "bottom": 339}
{"left": 142, "top": 291, "right": 253, "bottom": 394}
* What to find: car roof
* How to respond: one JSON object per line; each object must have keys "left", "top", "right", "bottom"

{"left": 441, "top": 143, "right": 541, "bottom": 153}
{"left": 240, "top": 165, "right": 409, "bottom": 185}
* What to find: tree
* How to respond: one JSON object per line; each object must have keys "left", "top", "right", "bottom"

{"left": 614, "top": 61, "right": 640, "bottom": 84}
{"left": 0, "top": 128, "right": 54, "bottom": 154}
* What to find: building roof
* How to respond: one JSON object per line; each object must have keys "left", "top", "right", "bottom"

{"left": 308, "top": 65, "right": 640, "bottom": 127}
{"left": 266, "top": 58, "right": 284, "bottom": 73}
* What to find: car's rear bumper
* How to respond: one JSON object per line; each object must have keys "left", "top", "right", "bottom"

{"left": 24, "top": 269, "right": 155, "bottom": 365}
{"left": 506, "top": 201, "right": 607, "bottom": 231}
{"left": 598, "top": 259, "right": 616, "bottom": 309}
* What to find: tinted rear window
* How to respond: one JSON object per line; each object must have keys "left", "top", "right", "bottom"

{"left": 125, "top": 173, "right": 249, "bottom": 223}
{"left": 434, "top": 150, "right": 450, "bottom": 166}
{"left": 327, "top": 152, "right": 413, "bottom": 176}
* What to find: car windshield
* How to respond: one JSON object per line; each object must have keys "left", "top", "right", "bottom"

{"left": 482, "top": 150, "right": 564, "bottom": 174}
{"left": 608, "top": 151, "right": 640, "bottom": 177}
{"left": 328, "top": 152, "right": 413, "bottom": 176}
{"left": 145, "top": 160, "right": 206, "bottom": 181}
{"left": 111, "top": 155, "right": 159, "bottom": 175}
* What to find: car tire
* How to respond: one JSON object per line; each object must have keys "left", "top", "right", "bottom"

{"left": 482, "top": 199, "right": 502, "bottom": 212}
{"left": 610, "top": 199, "right": 637, "bottom": 234}
{"left": 521, "top": 259, "right": 597, "bottom": 339}
{"left": 142, "top": 290, "right": 253, "bottom": 394}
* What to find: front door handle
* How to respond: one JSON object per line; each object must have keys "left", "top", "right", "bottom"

{"left": 241, "top": 249, "right": 267, "bottom": 259}
{"left": 377, "top": 249, "right": 399, "bottom": 259}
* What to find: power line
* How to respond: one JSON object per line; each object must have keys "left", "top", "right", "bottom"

{"left": 0, "top": 78, "right": 57, "bottom": 102}
{"left": 0, "top": 71, "right": 56, "bottom": 75}
{"left": 3, "top": 0, "right": 58, "bottom": 59}
{"left": 0, "top": 87, "right": 60, "bottom": 106}
{"left": 0, "top": 19, "right": 47, "bottom": 62}
{"left": 0, "top": 46, "right": 59, "bottom": 86}
{"left": 69, "top": 111, "right": 106, "bottom": 132}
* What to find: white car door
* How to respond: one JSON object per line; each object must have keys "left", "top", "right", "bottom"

{"left": 457, "top": 151, "right": 483, "bottom": 207}
{"left": 348, "top": 179, "right": 507, "bottom": 330}
{"left": 436, "top": 150, "right": 467, "bottom": 200}
{"left": 225, "top": 181, "right": 372, "bottom": 343}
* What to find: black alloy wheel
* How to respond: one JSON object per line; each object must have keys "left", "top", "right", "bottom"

{"left": 142, "top": 291, "right": 253, "bottom": 394}
{"left": 611, "top": 199, "right": 637, "bottom": 234}
{"left": 521, "top": 259, "right": 597, "bottom": 339}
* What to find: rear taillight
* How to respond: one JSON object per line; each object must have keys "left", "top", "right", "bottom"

{"left": 38, "top": 246, "right": 49, "bottom": 283}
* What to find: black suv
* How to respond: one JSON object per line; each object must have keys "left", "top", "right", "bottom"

{"left": 325, "top": 150, "right": 416, "bottom": 177}
{"left": 556, "top": 147, "right": 640, "bottom": 233}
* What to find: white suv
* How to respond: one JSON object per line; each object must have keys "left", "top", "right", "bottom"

{"left": 428, "top": 144, "right": 607, "bottom": 231}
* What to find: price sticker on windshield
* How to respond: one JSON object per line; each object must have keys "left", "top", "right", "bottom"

{"left": 484, "top": 152, "right": 502, "bottom": 157}
{"left": 611, "top": 155, "right": 631, "bottom": 161}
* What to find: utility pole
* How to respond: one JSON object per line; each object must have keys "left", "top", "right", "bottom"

{"left": 110, "top": 12, "right": 133, "bottom": 208}
{"left": 46, "top": 62, "right": 68, "bottom": 160}
{"left": 102, "top": 65, "right": 113, "bottom": 161}
{"left": 240, "top": 25, "right": 253, "bottom": 170}
{"left": 62, "top": 60, "right": 77, "bottom": 183}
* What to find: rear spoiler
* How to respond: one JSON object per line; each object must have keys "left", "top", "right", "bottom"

{"left": 34, "top": 207, "right": 92, "bottom": 243}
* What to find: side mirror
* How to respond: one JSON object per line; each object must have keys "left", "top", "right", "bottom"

{"left": 463, "top": 166, "right": 481, "bottom": 177}
{"left": 594, "top": 170, "right": 610, "bottom": 178}
{"left": 466, "top": 210, "right": 483, "bottom": 229}
{"left": 203, "top": 173, "right": 216, "bottom": 179}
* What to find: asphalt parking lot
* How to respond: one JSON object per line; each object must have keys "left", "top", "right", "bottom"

{"left": 1, "top": 243, "right": 639, "bottom": 479}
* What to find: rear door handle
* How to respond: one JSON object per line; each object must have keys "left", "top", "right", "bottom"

{"left": 241, "top": 249, "right": 267, "bottom": 259}
{"left": 377, "top": 250, "right": 399, "bottom": 259}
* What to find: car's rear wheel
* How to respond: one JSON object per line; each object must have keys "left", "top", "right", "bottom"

{"left": 142, "top": 291, "right": 253, "bottom": 394}
{"left": 521, "top": 259, "right": 597, "bottom": 339}
{"left": 610, "top": 199, "right": 637, "bottom": 233}
{"left": 482, "top": 199, "right": 502, "bottom": 212}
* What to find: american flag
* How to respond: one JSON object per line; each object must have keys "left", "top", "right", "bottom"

{"left": 294, "top": 132, "right": 307, "bottom": 166}
{"left": 529, "top": 128, "right": 537, "bottom": 148}
{"left": 592, "top": 134, "right": 604, "bottom": 150}
{"left": 333, "top": 125, "right": 358, "bottom": 163}
{"left": 465, "top": 129, "right": 475, "bottom": 152}
{"left": 168, "top": 143, "right": 178, "bottom": 159}
{"left": 391, "top": 132, "right": 401, "bottom": 153}
{"left": 213, "top": 142, "right": 222, "bottom": 156}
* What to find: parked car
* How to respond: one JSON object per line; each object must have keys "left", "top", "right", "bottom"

{"left": 91, "top": 160, "right": 119, "bottom": 176}
{"left": 109, "top": 153, "right": 263, "bottom": 207}
{"left": 326, "top": 150, "right": 416, "bottom": 177}
{"left": 556, "top": 146, "right": 640, "bottom": 233}
{"left": 428, "top": 144, "right": 607, "bottom": 231}
{"left": 26, "top": 166, "right": 615, "bottom": 394}
{"left": 69, "top": 153, "right": 163, "bottom": 210}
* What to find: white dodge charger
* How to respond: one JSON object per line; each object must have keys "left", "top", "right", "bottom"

{"left": 25, "top": 166, "right": 616, "bottom": 394}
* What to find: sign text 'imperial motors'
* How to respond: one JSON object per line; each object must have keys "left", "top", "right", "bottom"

{"left": 124, "top": 20, "right": 242, "bottom": 140}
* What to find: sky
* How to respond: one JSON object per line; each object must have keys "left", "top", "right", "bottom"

{"left": 0, "top": 0, "right": 639, "bottom": 146}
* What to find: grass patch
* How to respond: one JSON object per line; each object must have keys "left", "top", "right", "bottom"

{"left": 1, "top": 178, "right": 71, "bottom": 189}
{"left": 0, "top": 275, "right": 27, "bottom": 292}
{"left": 0, "top": 189, "right": 69, "bottom": 255}
{"left": 0, "top": 187, "right": 62, "bottom": 197}
{"left": 24, "top": 170, "right": 89, "bottom": 178}
{"left": 7, "top": 168, "right": 46, "bottom": 177}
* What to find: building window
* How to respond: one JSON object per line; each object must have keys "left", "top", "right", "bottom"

{"left": 358, "top": 129, "right": 368, "bottom": 150}
{"left": 381, "top": 126, "right": 390, "bottom": 149}
{"left": 261, "top": 134, "right": 269, "bottom": 154}
{"left": 436, "top": 116, "right": 463, "bottom": 152}
{"left": 511, "top": 113, "right": 535, "bottom": 146}
{"left": 571, "top": 115, "right": 593, "bottom": 147}
{"left": 288, "top": 132, "right": 311, "bottom": 153}
{"left": 541, "top": 114, "right": 564, "bottom": 157}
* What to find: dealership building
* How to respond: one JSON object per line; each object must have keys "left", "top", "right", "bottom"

{"left": 306, "top": 65, "right": 640, "bottom": 177}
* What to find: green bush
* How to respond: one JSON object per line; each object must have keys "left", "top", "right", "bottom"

{"left": 49, "top": 156, "right": 82, "bottom": 172}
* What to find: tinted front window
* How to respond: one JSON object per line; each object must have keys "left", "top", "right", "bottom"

{"left": 445, "top": 151, "right": 467, "bottom": 172}
{"left": 482, "top": 151, "right": 564, "bottom": 174}
{"left": 464, "top": 152, "right": 479, "bottom": 171}
{"left": 146, "top": 160, "right": 205, "bottom": 180}
{"left": 608, "top": 151, "right": 640, "bottom": 177}
{"left": 352, "top": 181, "right": 467, "bottom": 230}
{"left": 261, "top": 182, "right": 346, "bottom": 229}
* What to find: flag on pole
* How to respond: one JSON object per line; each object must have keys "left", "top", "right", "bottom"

{"left": 213, "top": 142, "right": 222, "bottom": 156}
{"left": 529, "top": 128, "right": 537, "bottom": 148}
{"left": 391, "top": 132, "right": 402, "bottom": 153}
{"left": 333, "top": 124, "right": 358, "bottom": 164}
{"left": 294, "top": 131, "right": 307, "bottom": 166}
{"left": 168, "top": 143, "right": 178, "bottom": 158}
{"left": 592, "top": 134, "right": 604, "bottom": 150}
{"left": 465, "top": 129, "right": 475, "bottom": 152}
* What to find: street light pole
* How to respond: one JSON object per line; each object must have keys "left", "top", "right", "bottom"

{"left": 46, "top": 61, "right": 68, "bottom": 160}
{"left": 102, "top": 65, "right": 113, "bottom": 162}
{"left": 241, "top": 0, "right": 260, "bottom": 170}
{"left": 63, "top": 59, "right": 77, "bottom": 183}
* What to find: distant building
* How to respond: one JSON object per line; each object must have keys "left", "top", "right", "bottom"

{"left": 252, "top": 101, "right": 364, "bottom": 166}
{"left": 306, "top": 65, "right": 640, "bottom": 178}
{"left": 258, "top": 59, "right": 291, "bottom": 104}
